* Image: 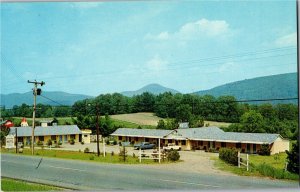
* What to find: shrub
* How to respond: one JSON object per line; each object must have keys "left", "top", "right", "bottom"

{"left": 89, "top": 156, "right": 94, "bottom": 160}
{"left": 257, "top": 144, "right": 270, "bottom": 156}
{"left": 47, "top": 139, "right": 52, "bottom": 147}
{"left": 167, "top": 150, "right": 180, "bottom": 162}
{"left": 106, "top": 140, "right": 110, "bottom": 145}
{"left": 119, "top": 147, "right": 127, "bottom": 162}
{"left": 84, "top": 147, "right": 90, "bottom": 153}
{"left": 111, "top": 151, "right": 114, "bottom": 156}
{"left": 81, "top": 141, "right": 84, "bottom": 145}
{"left": 286, "top": 141, "right": 299, "bottom": 174}
{"left": 69, "top": 139, "right": 75, "bottom": 145}
{"left": 133, "top": 153, "right": 136, "bottom": 158}
{"left": 37, "top": 141, "right": 43, "bottom": 146}
{"left": 113, "top": 140, "right": 117, "bottom": 145}
{"left": 219, "top": 147, "right": 239, "bottom": 166}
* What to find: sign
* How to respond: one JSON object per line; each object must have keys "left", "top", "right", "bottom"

{"left": 5, "top": 135, "right": 15, "bottom": 149}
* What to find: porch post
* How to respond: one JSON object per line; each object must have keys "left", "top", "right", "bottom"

{"left": 158, "top": 138, "right": 161, "bottom": 164}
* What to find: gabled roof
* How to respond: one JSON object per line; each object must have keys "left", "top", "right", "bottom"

{"left": 111, "top": 128, "right": 173, "bottom": 139}
{"left": 9, "top": 125, "right": 81, "bottom": 137}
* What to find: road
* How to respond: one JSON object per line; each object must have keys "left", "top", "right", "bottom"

{"left": 1, "top": 154, "right": 298, "bottom": 190}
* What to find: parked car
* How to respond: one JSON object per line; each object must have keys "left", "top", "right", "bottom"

{"left": 134, "top": 142, "right": 155, "bottom": 150}
{"left": 163, "top": 143, "right": 181, "bottom": 151}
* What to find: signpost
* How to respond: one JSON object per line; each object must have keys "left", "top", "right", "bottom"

{"left": 5, "top": 135, "right": 15, "bottom": 149}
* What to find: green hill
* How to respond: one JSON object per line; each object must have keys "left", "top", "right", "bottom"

{"left": 121, "top": 83, "right": 180, "bottom": 97}
{"left": 1, "top": 91, "right": 93, "bottom": 108}
{"left": 195, "top": 73, "right": 298, "bottom": 104}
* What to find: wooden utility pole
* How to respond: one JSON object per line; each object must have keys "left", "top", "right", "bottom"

{"left": 28, "top": 80, "right": 45, "bottom": 155}
{"left": 96, "top": 103, "right": 100, "bottom": 157}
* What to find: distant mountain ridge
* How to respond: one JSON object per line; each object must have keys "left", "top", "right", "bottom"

{"left": 121, "top": 83, "right": 180, "bottom": 97}
{"left": 1, "top": 91, "right": 93, "bottom": 108}
{"left": 194, "top": 73, "right": 298, "bottom": 104}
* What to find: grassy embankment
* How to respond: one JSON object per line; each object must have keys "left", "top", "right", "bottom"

{"left": 1, "top": 147, "right": 170, "bottom": 164}
{"left": 213, "top": 152, "right": 299, "bottom": 180}
{"left": 1, "top": 178, "right": 62, "bottom": 191}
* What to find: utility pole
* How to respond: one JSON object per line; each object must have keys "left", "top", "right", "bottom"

{"left": 28, "top": 80, "right": 45, "bottom": 155}
{"left": 96, "top": 103, "right": 100, "bottom": 157}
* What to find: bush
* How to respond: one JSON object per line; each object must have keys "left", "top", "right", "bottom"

{"left": 89, "top": 156, "right": 94, "bottom": 160}
{"left": 47, "top": 139, "right": 52, "bottom": 147}
{"left": 219, "top": 148, "right": 239, "bottom": 166}
{"left": 286, "top": 141, "right": 299, "bottom": 174}
{"left": 84, "top": 147, "right": 90, "bottom": 153}
{"left": 111, "top": 151, "right": 114, "bottom": 156}
{"left": 69, "top": 139, "right": 75, "bottom": 145}
{"left": 113, "top": 140, "right": 117, "bottom": 145}
{"left": 81, "top": 141, "right": 84, "bottom": 145}
{"left": 257, "top": 144, "right": 271, "bottom": 156}
{"left": 167, "top": 150, "right": 180, "bottom": 162}
{"left": 37, "top": 140, "right": 43, "bottom": 146}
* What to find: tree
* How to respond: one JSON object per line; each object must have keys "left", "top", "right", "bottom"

{"left": 286, "top": 140, "right": 299, "bottom": 174}
{"left": 240, "top": 110, "right": 265, "bottom": 133}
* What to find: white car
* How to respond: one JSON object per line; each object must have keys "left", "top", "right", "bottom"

{"left": 163, "top": 143, "right": 181, "bottom": 151}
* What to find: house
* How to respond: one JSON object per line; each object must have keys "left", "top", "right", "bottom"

{"left": 9, "top": 125, "right": 82, "bottom": 145}
{"left": 81, "top": 129, "right": 92, "bottom": 144}
{"left": 111, "top": 126, "right": 289, "bottom": 155}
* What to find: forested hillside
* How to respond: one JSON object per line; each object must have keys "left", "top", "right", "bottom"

{"left": 195, "top": 73, "right": 298, "bottom": 104}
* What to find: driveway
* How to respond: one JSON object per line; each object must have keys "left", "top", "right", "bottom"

{"left": 54, "top": 143, "right": 231, "bottom": 175}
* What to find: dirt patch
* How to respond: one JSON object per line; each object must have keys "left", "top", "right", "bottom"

{"left": 111, "top": 113, "right": 162, "bottom": 126}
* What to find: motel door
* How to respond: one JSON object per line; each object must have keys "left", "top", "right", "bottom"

{"left": 59, "top": 135, "right": 62, "bottom": 142}
{"left": 64, "top": 135, "right": 68, "bottom": 143}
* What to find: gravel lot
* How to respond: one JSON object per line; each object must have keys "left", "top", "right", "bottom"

{"left": 55, "top": 143, "right": 233, "bottom": 176}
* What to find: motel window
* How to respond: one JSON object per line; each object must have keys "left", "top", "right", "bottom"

{"left": 84, "top": 135, "right": 88, "bottom": 137}
{"left": 145, "top": 138, "right": 149, "bottom": 142}
{"left": 51, "top": 135, "right": 56, "bottom": 141}
{"left": 119, "top": 136, "right": 122, "bottom": 141}
{"left": 181, "top": 140, "right": 186, "bottom": 146}
{"left": 253, "top": 144, "right": 257, "bottom": 153}
{"left": 70, "top": 135, "right": 75, "bottom": 139}
{"left": 221, "top": 142, "right": 226, "bottom": 148}
{"left": 236, "top": 143, "right": 241, "bottom": 149}
{"left": 39, "top": 136, "right": 44, "bottom": 141}
{"left": 199, "top": 141, "right": 203, "bottom": 146}
{"left": 135, "top": 137, "right": 138, "bottom": 141}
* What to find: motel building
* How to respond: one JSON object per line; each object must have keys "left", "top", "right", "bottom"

{"left": 7, "top": 118, "right": 91, "bottom": 145}
{"left": 111, "top": 126, "right": 289, "bottom": 155}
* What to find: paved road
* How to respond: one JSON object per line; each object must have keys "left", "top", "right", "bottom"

{"left": 1, "top": 154, "right": 298, "bottom": 190}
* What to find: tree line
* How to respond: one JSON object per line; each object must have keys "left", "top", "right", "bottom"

{"left": 1, "top": 92, "right": 298, "bottom": 139}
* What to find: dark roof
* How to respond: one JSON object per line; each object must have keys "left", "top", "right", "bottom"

{"left": 9, "top": 125, "right": 81, "bottom": 137}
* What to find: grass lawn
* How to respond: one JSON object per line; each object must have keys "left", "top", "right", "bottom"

{"left": 111, "top": 118, "right": 156, "bottom": 129}
{"left": 212, "top": 152, "right": 299, "bottom": 180}
{"left": 1, "top": 178, "right": 62, "bottom": 191}
{"left": 1, "top": 148, "right": 168, "bottom": 165}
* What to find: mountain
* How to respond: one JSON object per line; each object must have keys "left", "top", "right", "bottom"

{"left": 1, "top": 91, "right": 93, "bottom": 108}
{"left": 121, "top": 83, "right": 180, "bottom": 97}
{"left": 194, "top": 73, "right": 298, "bottom": 104}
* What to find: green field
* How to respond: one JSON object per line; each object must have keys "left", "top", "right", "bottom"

{"left": 1, "top": 178, "right": 62, "bottom": 191}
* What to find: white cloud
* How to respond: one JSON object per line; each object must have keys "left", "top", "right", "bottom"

{"left": 178, "top": 19, "right": 229, "bottom": 39}
{"left": 146, "top": 55, "right": 168, "bottom": 74}
{"left": 218, "top": 62, "right": 238, "bottom": 73}
{"left": 275, "top": 32, "right": 297, "bottom": 47}
{"left": 146, "top": 18, "right": 231, "bottom": 41}
{"left": 70, "top": 2, "right": 103, "bottom": 9}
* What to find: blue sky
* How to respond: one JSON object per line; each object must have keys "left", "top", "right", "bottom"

{"left": 1, "top": 1, "right": 297, "bottom": 96}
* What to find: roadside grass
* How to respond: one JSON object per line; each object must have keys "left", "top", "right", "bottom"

{"left": 1, "top": 148, "right": 169, "bottom": 164}
{"left": 212, "top": 152, "right": 299, "bottom": 181}
{"left": 1, "top": 178, "right": 62, "bottom": 191}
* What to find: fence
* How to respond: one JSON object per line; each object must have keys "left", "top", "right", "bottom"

{"left": 138, "top": 148, "right": 166, "bottom": 163}
{"left": 238, "top": 151, "right": 249, "bottom": 171}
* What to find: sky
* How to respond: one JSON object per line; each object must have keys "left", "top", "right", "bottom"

{"left": 1, "top": 0, "right": 298, "bottom": 96}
